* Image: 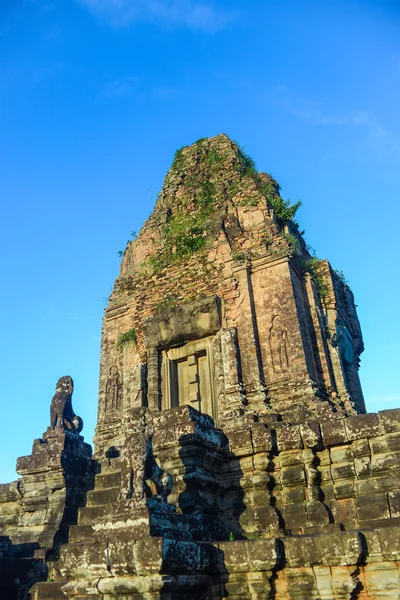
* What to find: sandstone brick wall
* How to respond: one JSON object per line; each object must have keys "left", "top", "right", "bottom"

{"left": 95, "top": 134, "right": 365, "bottom": 456}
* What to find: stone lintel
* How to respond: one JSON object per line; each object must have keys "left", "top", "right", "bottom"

{"left": 143, "top": 295, "right": 222, "bottom": 350}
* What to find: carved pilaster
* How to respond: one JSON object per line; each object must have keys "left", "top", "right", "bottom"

{"left": 147, "top": 347, "right": 160, "bottom": 411}
{"left": 214, "top": 327, "right": 246, "bottom": 423}
{"left": 233, "top": 263, "right": 267, "bottom": 407}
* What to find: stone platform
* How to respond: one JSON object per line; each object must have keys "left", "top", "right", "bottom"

{"left": 30, "top": 406, "right": 400, "bottom": 599}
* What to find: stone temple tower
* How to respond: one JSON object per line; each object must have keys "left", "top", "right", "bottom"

{"left": 3, "top": 135, "right": 400, "bottom": 600}
{"left": 94, "top": 133, "right": 365, "bottom": 456}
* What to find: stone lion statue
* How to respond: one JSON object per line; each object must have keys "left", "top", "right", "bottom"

{"left": 50, "top": 376, "right": 83, "bottom": 433}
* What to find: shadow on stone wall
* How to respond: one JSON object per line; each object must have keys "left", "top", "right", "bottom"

{"left": 0, "top": 536, "right": 47, "bottom": 600}
{"left": 156, "top": 423, "right": 246, "bottom": 599}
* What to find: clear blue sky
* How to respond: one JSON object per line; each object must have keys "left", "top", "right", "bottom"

{"left": 1, "top": 0, "right": 399, "bottom": 483}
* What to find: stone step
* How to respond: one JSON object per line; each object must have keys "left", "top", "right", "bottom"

{"left": 58, "top": 541, "right": 112, "bottom": 579}
{"left": 58, "top": 537, "right": 165, "bottom": 580}
{"left": 69, "top": 524, "right": 95, "bottom": 543}
{"left": 31, "top": 581, "right": 66, "bottom": 599}
{"left": 86, "top": 486, "right": 119, "bottom": 507}
{"left": 93, "top": 470, "right": 120, "bottom": 490}
{"left": 95, "top": 457, "right": 123, "bottom": 474}
{"left": 78, "top": 504, "right": 110, "bottom": 524}
{"left": 69, "top": 520, "right": 155, "bottom": 547}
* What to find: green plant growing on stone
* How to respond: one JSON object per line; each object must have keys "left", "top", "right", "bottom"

{"left": 243, "top": 165, "right": 258, "bottom": 179}
{"left": 164, "top": 211, "right": 208, "bottom": 259}
{"left": 266, "top": 174, "right": 281, "bottom": 192}
{"left": 227, "top": 180, "right": 240, "bottom": 196}
{"left": 228, "top": 531, "right": 235, "bottom": 541}
{"left": 206, "top": 147, "right": 225, "bottom": 166}
{"left": 238, "top": 195, "right": 259, "bottom": 207}
{"left": 334, "top": 269, "right": 348, "bottom": 287}
{"left": 304, "top": 258, "right": 328, "bottom": 300}
{"left": 234, "top": 141, "right": 255, "bottom": 168}
{"left": 260, "top": 181, "right": 301, "bottom": 225}
{"left": 155, "top": 296, "right": 178, "bottom": 311}
{"left": 115, "top": 275, "right": 135, "bottom": 292}
{"left": 306, "top": 243, "right": 316, "bottom": 256}
{"left": 197, "top": 180, "right": 216, "bottom": 210}
{"left": 118, "top": 231, "right": 137, "bottom": 258}
{"left": 234, "top": 141, "right": 258, "bottom": 179}
{"left": 260, "top": 231, "right": 272, "bottom": 247}
{"left": 232, "top": 250, "right": 248, "bottom": 262}
{"left": 146, "top": 252, "right": 169, "bottom": 273}
{"left": 118, "top": 328, "right": 137, "bottom": 348}
{"left": 272, "top": 196, "right": 302, "bottom": 224}
{"left": 172, "top": 146, "right": 185, "bottom": 171}
{"left": 144, "top": 214, "right": 209, "bottom": 275}
{"left": 145, "top": 180, "right": 216, "bottom": 272}
{"left": 283, "top": 232, "right": 301, "bottom": 256}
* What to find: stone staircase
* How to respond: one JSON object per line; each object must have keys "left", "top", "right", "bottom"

{"left": 32, "top": 460, "right": 121, "bottom": 600}
{"left": 31, "top": 408, "right": 231, "bottom": 599}
{"left": 73, "top": 460, "right": 121, "bottom": 528}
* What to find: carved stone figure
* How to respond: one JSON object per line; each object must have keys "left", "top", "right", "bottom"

{"left": 50, "top": 375, "right": 83, "bottom": 433}
{"left": 119, "top": 408, "right": 172, "bottom": 503}
{"left": 105, "top": 365, "right": 122, "bottom": 412}
{"left": 335, "top": 320, "right": 354, "bottom": 365}
{"left": 269, "top": 315, "right": 290, "bottom": 373}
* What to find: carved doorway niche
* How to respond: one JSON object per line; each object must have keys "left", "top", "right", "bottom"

{"left": 161, "top": 337, "right": 216, "bottom": 420}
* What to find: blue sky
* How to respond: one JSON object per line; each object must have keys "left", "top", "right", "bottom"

{"left": 1, "top": 0, "right": 400, "bottom": 482}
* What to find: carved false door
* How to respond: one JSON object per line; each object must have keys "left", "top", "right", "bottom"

{"left": 162, "top": 337, "right": 215, "bottom": 419}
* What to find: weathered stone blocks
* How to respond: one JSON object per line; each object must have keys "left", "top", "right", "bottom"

{"left": 4, "top": 135, "right": 400, "bottom": 599}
